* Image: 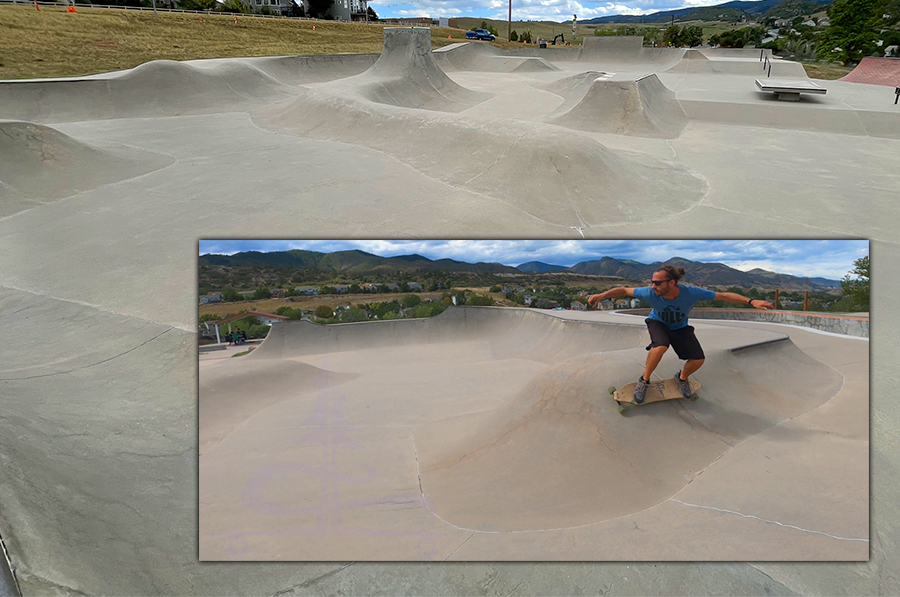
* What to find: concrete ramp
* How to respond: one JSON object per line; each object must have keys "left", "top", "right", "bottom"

{"left": 839, "top": 57, "right": 900, "bottom": 86}
{"left": 580, "top": 35, "right": 644, "bottom": 61}
{"left": 0, "top": 121, "right": 172, "bottom": 217}
{"left": 0, "top": 59, "right": 298, "bottom": 123}
{"left": 417, "top": 337, "right": 841, "bottom": 532}
{"left": 702, "top": 48, "right": 773, "bottom": 59}
{"left": 434, "top": 42, "right": 561, "bottom": 73}
{"left": 578, "top": 36, "right": 685, "bottom": 69}
{"left": 0, "top": 54, "right": 379, "bottom": 124}
{"left": 253, "top": 307, "right": 647, "bottom": 362}
{"left": 200, "top": 359, "right": 357, "bottom": 454}
{"left": 666, "top": 53, "right": 807, "bottom": 77}
{"left": 547, "top": 74, "right": 688, "bottom": 138}
{"left": 326, "top": 27, "right": 491, "bottom": 113}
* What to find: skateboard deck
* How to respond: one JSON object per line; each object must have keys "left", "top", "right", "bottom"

{"left": 608, "top": 377, "right": 701, "bottom": 414}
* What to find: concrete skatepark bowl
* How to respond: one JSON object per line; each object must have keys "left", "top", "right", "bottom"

{"left": 0, "top": 24, "right": 892, "bottom": 595}
{"left": 199, "top": 307, "right": 868, "bottom": 561}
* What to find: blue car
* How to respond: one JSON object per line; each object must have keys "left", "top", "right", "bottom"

{"left": 466, "top": 29, "right": 496, "bottom": 41}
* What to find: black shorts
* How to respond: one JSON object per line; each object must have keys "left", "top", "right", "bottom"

{"left": 645, "top": 318, "right": 705, "bottom": 361}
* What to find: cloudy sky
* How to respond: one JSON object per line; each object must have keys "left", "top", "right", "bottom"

{"left": 198, "top": 240, "right": 868, "bottom": 280}
{"left": 373, "top": 0, "right": 723, "bottom": 22}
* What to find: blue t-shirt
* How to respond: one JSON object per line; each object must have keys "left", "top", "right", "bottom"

{"left": 633, "top": 284, "right": 716, "bottom": 330}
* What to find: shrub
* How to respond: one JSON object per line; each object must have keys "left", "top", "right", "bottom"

{"left": 315, "top": 305, "right": 334, "bottom": 319}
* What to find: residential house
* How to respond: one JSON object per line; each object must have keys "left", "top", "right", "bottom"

{"left": 295, "top": 286, "right": 318, "bottom": 295}
{"left": 801, "top": 19, "right": 816, "bottom": 27}
{"left": 271, "top": 288, "right": 285, "bottom": 298}
{"left": 615, "top": 299, "right": 630, "bottom": 308}
{"left": 570, "top": 301, "right": 587, "bottom": 311}
{"left": 328, "top": 0, "right": 368, "bottom": 21}
{"left": 241, "top": 0, "right": 297, "bottom": 14}
{"left": 774, "top": 18, "right": 791, "bottom": 28}
{"left": 386, "top": 283, "right": 400, "bottom": 292}
{"left": 334, "top": 285, "right": 350, "bottom": 294}
{"left": 817, "top": 17, "right": 830, "bottom": 27}
{"left": 408, "top": 282, "right": 423, "bottom": 291}
{"left": 600, "top": 299, "right": 614, "bottom": 310}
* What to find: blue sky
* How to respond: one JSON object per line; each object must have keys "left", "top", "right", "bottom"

{"left": 373, "top": 0, "right": 729, "bottom": 22}
{"left": 198, "top": 240, "right": 868, "bottom": 280}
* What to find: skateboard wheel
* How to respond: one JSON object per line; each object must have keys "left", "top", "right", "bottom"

{"left": 618, "top": 404, "right": 627, "bottom": 414}
{"left": 607, "top": 386, "right": 616, "bottom": 395}
{"left": 690, "top": 394, "right": 699, "bottom": 401}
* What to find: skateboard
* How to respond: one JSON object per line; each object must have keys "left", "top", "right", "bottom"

{"left": 608, "top": 377, "right": 701, "bottom": 414}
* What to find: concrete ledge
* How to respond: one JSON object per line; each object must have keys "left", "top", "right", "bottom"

{"left": 198, "top": 343, "right": 228, "bottom": 353}
{"left": 616, "top": 308, "right": 869, "bottom": 338}
{"left": 756, "top": 78, "right": 827, "bottom": 101}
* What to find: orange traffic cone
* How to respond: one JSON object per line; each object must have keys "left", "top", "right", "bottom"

{"left": 67, "top": 3, "right": 76, "bottom": 12}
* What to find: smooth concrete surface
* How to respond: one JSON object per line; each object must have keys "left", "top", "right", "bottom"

{"left": 0, "top": 27, "right": 893, "bottom": 595}
{"left": 199, "top": 307, "right": 866, "bottom": 561}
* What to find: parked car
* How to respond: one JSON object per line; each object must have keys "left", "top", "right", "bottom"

{"left": 466, "top": 29, "right": 496, "bottom": 41}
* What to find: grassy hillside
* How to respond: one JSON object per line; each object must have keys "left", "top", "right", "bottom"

{"left": 0, "top": 5, "right": 848, "bottom": 80}
{"left": 0, "top": 4, "right": 466, "bottom": 79}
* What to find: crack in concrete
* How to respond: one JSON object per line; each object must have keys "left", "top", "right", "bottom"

{"left": 669, "top": 498, "right": 868, "bottom": 542}
{"left": 0, "top": 326, "right": 175, "bottom": 381}
{"left": 269, "top": 562, "right": 355, "bottom": 596}
{"left": 462, "top": 130, "right": 530, "bottom": 186}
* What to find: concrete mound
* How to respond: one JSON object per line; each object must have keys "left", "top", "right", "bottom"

{"left": 416, "top": 337, "right": 842, "bottom": 532}
{"left": 326, "top": 28, "right": 491, "bottom": 113}
{"left": 257, "top": 86, "right": 707, "bottom": 226}
{"left": 0, "top": 59, "right": 294, "bottom": 123}
{"left": 434, "top": 42, "right": 561, "bottom": 73}
{"left": 547, "top": 74, "right": 688, "bottom": 138}
{"left": 535, "top": 70, "right": 610, "bottom": 97}
{"left": 839, "top": 57, "right": 900, "bottom": 86}
{"left": 189, "top": 53, "right": 379, "bottom": 85}
{"left": 199, "top": 358, "right": 357, "bottom": 454}
{"left": 0, "top": 121, "right": 172, "bottom": 217}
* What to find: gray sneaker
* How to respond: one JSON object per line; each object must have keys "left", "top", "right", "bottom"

{"left": 674, "top": 371, "right": 693, "bottom": 398}
{"left": 633, "top": 376, "right": 649, "bottom": 404}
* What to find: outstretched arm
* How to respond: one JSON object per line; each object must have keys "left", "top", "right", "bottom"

{"left": 588, "top": 287, "right": 635, "bottom": 308}
{"left": 714, "top": 292, "right": 774, "bottom": 310}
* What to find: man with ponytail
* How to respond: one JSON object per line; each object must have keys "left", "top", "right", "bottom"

{"left": 587, "top": 265, "right": 773, "bottom": 404}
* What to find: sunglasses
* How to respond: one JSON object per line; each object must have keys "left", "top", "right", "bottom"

{"left": 650, "top": 279, "right": 672, "bottom": 286}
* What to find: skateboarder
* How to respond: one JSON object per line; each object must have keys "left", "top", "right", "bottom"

{"left": 587, "top": 265, "right": 774, "bottom": 404}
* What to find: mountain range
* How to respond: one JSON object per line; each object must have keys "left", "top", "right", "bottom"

{"left": 200, "top": 250, "right": 840, "bottom": 290}
{"left": 576, "top": 0, "right": 832, "bottom": 24}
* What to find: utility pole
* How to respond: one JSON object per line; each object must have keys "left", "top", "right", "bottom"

{"left": 508, "top": 0, "right": 511, "bottom": 42}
